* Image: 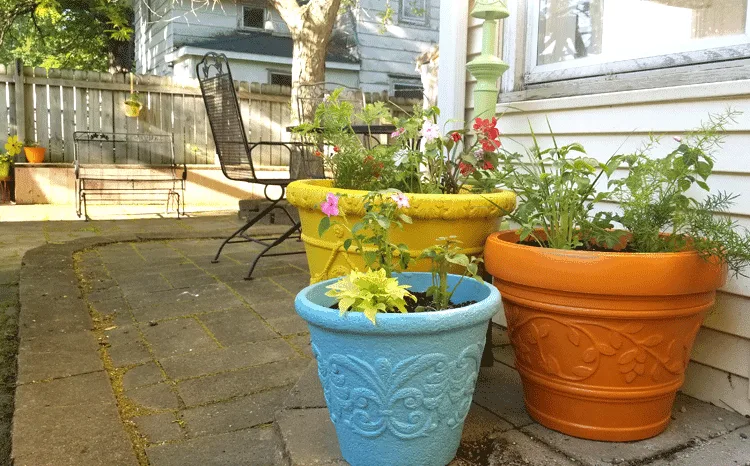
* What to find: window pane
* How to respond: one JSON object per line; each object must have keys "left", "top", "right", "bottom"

{"left": 243, "top": 7, "right": 265, "bottom": 29}
{"left": 401, "top": 0, "right": 427, "bottom": 22}
{"left": 537, "top": 0, "right": 749, "bottom": 66}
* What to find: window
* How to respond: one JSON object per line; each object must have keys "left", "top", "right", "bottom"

{"left": 399, "top": 0, "right": 429, "bottom": 26}
{"left": 392, "top": 80, "right": 424, "bottom": 99}
{"left": 269, "top": 72, "right": 292, "bottom": 88}
{"left": 522, "top": 0, "right": 750, "bottom": 84}
{"left": 241, "top": 6, "right": 266, "bottom": 30}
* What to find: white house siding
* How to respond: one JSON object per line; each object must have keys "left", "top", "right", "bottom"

{"left": 355, "top": 0, "right": 440, "bottom": 93}
{"left": 134, "top": 0, "right": 173, "bottom": 75}
{"left": 169, "top": 0, "right": 290, "bottom": 49}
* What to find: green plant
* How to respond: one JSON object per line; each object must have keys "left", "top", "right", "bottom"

{"left": 489, "top": 111, "right": 750, "bottom": 276}
{"left": 294, "top": 89, "right": 506, "bottom": 194}
{"left": 319, "top": 190, "right": 413, "bottom": 276}
{"left": 22, "top": 139, "right": 39, "bottom": 148}
{"left": 319, "top": 190, "right": 486, "bottom": 322}
{"left": 609, "top": 110, "right": 750, "bottom": 276}
{"left": 125, "top": 92, "right": 141, "bottom": 105}
{"left": 325, "top": 268, "right": 416, "bottom": 324}
{"left": 486, "top": 121, "right": 622, "bottom": 250}
{"left": 418, "top": 236, "right": 483, "bottom": 311}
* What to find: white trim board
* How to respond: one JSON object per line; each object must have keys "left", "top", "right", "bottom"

{"left": 166, "top": 46, "right": 361, "bottom": 71}
{"left": 497, "top": 78, "right": 750, "bottom": 113}
{"left": 436, "top": 0, "right": 468, "bottom": 131}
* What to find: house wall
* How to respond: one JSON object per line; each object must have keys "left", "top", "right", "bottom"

{"left": 355, "top": 0, "right": 440, "bottom": 93}
{"left": 134, "top": 0, "right": 438, "bottom": 93}
{"left": 134, "top": 0, "right": 173, "bottom": 75}
{"left": 464, "top": 9, "right": 750, "bottom": 416}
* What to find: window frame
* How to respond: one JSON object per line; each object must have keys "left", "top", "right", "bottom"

{"left": 504, "top": 0, "right": 750, "bottom": 93}
{"left": 390, "top": 77, "right": 424, "bottom": 99}
{"left": 238, "top": 5, "right": 267, "bottom": 31}
{"left": 398, "top": 0, "right": 430, "bottom": 27}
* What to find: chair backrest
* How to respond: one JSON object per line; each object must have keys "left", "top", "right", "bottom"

{"left": 296, "top": 82, "right": 366, "bottom": 125}
{"left": 73, "top": 132, "right": 175, "bottom": 165}
{"left": 196, "top": 52, "right": 256, "bottom": 181}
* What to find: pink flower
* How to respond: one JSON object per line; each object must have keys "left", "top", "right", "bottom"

{"left": 391, "top": 192, "right": 410, "bottom": 209}
{"left": 420, "top": 121, "right": 440, "bottom": 143}
{"left": 673, "top": 136, "right": 682, "bottom": 142}
{"left": 390, "top": 127, "right": 406, "bottom": 138}
{"left": 320, "top": 193, "right": 340, "bottom": 217}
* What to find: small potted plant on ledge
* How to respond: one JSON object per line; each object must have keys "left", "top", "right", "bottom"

{"left": 295, "top": 190, "right": 500, "bottom": 466}
{"left": 23, "top": 139, "right": 45, "bottom": 163}
{"left": 482, "top": 111, "right": 750, "bottom": 441}
{"left": 287, "top": 91, "right": 516, "bottom": 283}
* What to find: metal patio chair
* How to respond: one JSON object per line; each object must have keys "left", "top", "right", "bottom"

{"left": 196, "top": 52, "right": 317, "bottom": 280}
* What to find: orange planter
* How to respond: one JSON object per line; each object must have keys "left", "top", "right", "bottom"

{"left": 484, "top": 230, "right": 727, "bottom": 442}
{"left": 23, "top": 147, "right": 45, "bottom": 163}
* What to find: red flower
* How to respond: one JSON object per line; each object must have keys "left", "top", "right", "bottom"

{"left": 480, "top": 138, "right": 501, "bottom": 152}
{"left": 333, "top": 146, "right": 340, "bottom": 153}
{"left": 314, "top": 150, "right": 323, "bottom": 158}
{"left": 474, "top": 117, "right": 500, "bottom": 141}
{"left": 482, "top": 160, "right": 495, "bottom": 170}
{"left": 451, "top": 132, "right": 462, "bottom": 142}
{"left": 458, "top": 161, "right": 475, "bottom": 176}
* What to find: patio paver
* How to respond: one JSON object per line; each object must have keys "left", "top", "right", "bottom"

{"left": 4, "top": 213, "right": 750, "bottom": 465}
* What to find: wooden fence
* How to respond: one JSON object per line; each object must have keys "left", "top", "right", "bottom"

{"left": 0, "top": 60, "right": 419, "bottom": 166}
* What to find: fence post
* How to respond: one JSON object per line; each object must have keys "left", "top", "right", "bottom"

{"left": 13, "top": 58, "right": 26, "bottom": 147}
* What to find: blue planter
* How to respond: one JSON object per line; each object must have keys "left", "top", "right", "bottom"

{"left": 295, "top": 272, "right": 500, "bottom": 466}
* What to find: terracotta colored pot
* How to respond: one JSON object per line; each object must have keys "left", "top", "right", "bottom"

{"left": 484, "top": 230, "right": 727, "bottom": 442}
{"left": 23, "top": 147, "right": 45, "bottom": 163}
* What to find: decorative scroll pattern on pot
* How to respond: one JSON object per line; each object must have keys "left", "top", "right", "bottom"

{"left": 504, "top": 302, "right": 704, "bottom": 384}
{"left": 313, "top": 343, "right": 483, "bottom": 439}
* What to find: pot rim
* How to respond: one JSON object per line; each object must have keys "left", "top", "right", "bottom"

{"left": 489, "top": 229, "right": 717, "bottom": 259}
{"left": 286, "top": 178, "right": 517, "bottom": 220}
{"left": 485, "top": 229, "right": 727, "bottom": 296}
{"left": 294, "top": 272, "right": 500, "bottom": 335}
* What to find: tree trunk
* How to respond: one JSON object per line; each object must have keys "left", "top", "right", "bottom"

{"left": 291, "top": 28, "right": 330, "bottom": 125}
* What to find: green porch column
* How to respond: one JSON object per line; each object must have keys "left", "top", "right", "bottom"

{"left": 466, "top": 0, "right": 510, "bottom": 121}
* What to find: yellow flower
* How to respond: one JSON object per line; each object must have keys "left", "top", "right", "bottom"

{"left": 4, "top": 136, "right": 22, "bottom": 158}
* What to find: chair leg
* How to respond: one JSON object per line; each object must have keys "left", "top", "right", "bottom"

{"left": 212, "top": 199, "right": 282, "bottom": 263}
{"left": 245, "top": 221, "right": 302, "bottom": 280}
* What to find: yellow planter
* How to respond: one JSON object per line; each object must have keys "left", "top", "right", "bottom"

{"left": 287, "top": 179, "right": 517, "bottom": 283}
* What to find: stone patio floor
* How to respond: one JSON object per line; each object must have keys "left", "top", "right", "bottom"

{"left": 2, "top": 211, "right": 750, "bottom": 465}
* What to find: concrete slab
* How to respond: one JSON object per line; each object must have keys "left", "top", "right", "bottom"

{"left": 176, "top": 358, "right": 309, "bottom": 407}
{"left": 276, "top": 408, "right": 346, "bottom": 466}
{"left": 146, "top": 426, "right": 285, "bottom": 466}
{"left": 181, "top": 387, "right": 288, "bottom": 437}
{"left": 521, "top": 392, "right": 750, "bottom": 466}
{"left": 472, "top": 364, "right": 534, "bottom": 428}
{"left": 159, "top": 338, "right": 298, "bottom": 380}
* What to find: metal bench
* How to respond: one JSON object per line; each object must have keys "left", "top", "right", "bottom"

{"left": 73, "top": 131, "right": 187, "bottom": 220}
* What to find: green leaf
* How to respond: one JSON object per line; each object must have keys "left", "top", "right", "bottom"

{"left": 445, "top": 254, "right": 470, "bottom": 267}
{"left": 318, "top": 216, "right": 331, "bottom": 237}
{"left": 343, "top": 239, "right": 352, "bottom": 251}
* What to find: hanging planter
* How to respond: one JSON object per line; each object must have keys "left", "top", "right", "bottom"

{"left": 124, "top": 73, "right": 142, "bottom": 118}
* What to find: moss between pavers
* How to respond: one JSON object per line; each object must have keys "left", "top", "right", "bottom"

{"left": 74, "top": 249, "right": 181, "bottom": 466}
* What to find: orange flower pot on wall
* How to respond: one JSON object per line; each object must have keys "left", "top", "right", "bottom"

{"left": 23, "top": 147, "right": 45, "bottom": 163}
{"left": 484, "top": 230, "right": 727, "bottom": 442}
